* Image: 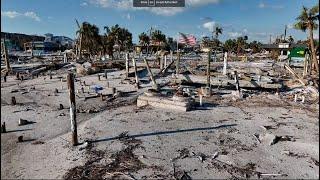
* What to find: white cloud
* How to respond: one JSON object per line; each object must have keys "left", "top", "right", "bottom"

{"left": 258, "top": 2, "right": 265, "bottom": 8}
{"left": 89, "top": 0, "right": 222, "bottom": 16}
{"left": 228, "top": 32, "right": 243, "bottom": 38}
{"left": 203, "top": 21, "right": 216, "bottom": 31}
{"left": 1, "top": 10, "right": 40, "bottom": 21}
{"left": 122, "top": 13, "right": 132, "bottom": 20}
{"left": 258, "top": 2, "right": 283, "bottom": 9}
{"left": 81, "top": 2, "right": 88, "bottom": 6}
{"left": 1, "top": 11, "right": 20, "bottom": 18}
{"left": 287, "top": 23, "right": 294, "bottom": 29}
{"left": 24, "top": 11, "right": 41, "bottom": 21}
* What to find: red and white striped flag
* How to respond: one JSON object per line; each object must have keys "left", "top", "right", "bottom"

{"left": 178, "top": 33, "right": 196, "bottom": 46}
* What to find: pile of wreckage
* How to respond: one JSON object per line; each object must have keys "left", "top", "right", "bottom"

{"left": 1, "top": 49, "right": 319, "bottom": 112}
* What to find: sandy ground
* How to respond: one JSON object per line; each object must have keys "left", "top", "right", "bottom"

{"left": 1, "top": 66, "right": 319, "bottom": 179}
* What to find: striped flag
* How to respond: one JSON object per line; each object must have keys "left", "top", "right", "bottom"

{"left": 178, "top": 33, "right": 196, "bottom": 46}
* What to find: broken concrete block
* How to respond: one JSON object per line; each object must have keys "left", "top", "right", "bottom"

{"left": 137, "top": 94, "right": 194, "bottom": 111}
{"left": 259, "top": 133, "right": 277, "bottom": 146}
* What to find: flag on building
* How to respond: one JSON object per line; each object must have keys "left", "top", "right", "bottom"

{"left": 178, "top": 33, "right": 196, "bottom": 46}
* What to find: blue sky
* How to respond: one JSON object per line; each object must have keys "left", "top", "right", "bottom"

{"left": 1, "top": 0, "right": 319, "bottom": 43}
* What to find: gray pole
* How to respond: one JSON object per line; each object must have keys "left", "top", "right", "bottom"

{"left": 234, "top": 71, "right": 240, "bottom": 93}
{"left": 223, "top": 52, "right": 228, "bottom": 75}
{"left": 125, "top": 53, "right": 129, "bottom": 78}
{"left": 176, "top": 50, "right": 180, "bottom": 75}
{"left": 207, "top": 50, "right": 212, "bottom": 96}
{"left": 132, "top": 58, "right": 139, "bottom": 88}
{"left": 67, "top": 73, "right": 78, "bottom": 146}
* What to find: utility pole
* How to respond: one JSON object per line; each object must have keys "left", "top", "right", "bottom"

{"left": 67, "top": 73, "right": 78, "bottom": 146}
{"left": 284, "top": 25, "right": 287, "bottom": 41}
{"left": 269, "top": 35, "right": 272, "bottom": 44}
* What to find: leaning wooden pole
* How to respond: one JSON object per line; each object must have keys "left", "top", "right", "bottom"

{"left": 143, "top": 57, "right": 158, "bottom": 90}
{"left": 67, "top": 73, "right": 78, "bottom": 146}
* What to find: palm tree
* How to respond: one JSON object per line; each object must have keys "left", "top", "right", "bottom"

{"left": 288, "top": 35, "right": 294, "bottom": 43}
{"left": 214, "top": 26, "right": 223, "bottom": 40}
{"left": 151, "top": 30, "right": 166, "bottom": 53}
{"left": 139, "top": 32, "right": 150, "bottom": 46}
{"left": 294, "top": 4, "right": 319, "bottom": 72}
{"left": 236, "top": 36, "right": 248, "bottom": 55}
{"left": 76, "top": 22, "right": 101, "bottom": 58}
{"left": 224, "top": 39, "right": 237, "bottom": 52}
{"left": 103, "top": 24, "right": 132, "bottom": 59}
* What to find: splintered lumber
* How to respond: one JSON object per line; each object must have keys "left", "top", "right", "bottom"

{"left": 284, "top": 64, "right": 306, "bottom": 86}
{"left": 175, "top": 74, "right": 283, "bottom": 89}
{"left": 137, "top": 94, "right": 194, "bottom": 111}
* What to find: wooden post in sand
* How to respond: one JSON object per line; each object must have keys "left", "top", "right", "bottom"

{"left": 234, "top": 71, "right": 240, "bottom": 92}
{"left": 143, "top": 57, "right": 158, "bottom": 90}
{"left": 206, "top": 50, "right": 212, "bottom": 96}
{"left": 303, "top": 54, "right": 309, "bottom": 77}
{"left": 125, "top": 53, "right": 129, "bottom": 78}
{"left": 132, "top": 58, "right": 139, "bottom": 88}
{"left": 223, "top": 52, "right": 228, "bottom": 75}
{"left": 11, "top": 96, "right": 16, "bottom": 105}
{"left": 104, "top": 70, "right": 108, "bottom": 79}
{"left": 164, "top": 55, "right": 167, "bottom": 68}
{"left": 176, "top": 50, "right": 180, "bottom": 75}
{"left": 67, "top": 73, "right": 78, "bottom": 146}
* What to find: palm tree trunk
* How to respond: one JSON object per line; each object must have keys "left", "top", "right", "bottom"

{"left": 308, "top": 26, "right": 319, "bottom": 72}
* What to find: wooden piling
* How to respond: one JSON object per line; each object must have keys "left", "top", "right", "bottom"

{"left": 176, "top": 50, "right": 180, "bottom": 75}
{"left": 104, "top": 70, "right": 108, "bottom": 79}
{"left": 67, "top": 73, "right": 78, "bottom": 146}
{"left": 143, "top": 57, "right": 158, "bottom": 90}
{"left": 164, "top": 55, "right": 167, "bottom": 68}
{"left": 98, "top": 74, "right": 101, "bottom": 81}
{"left": 234, "top": 71, "right": 240, "bottom": 92}
{"left": 1, "top": 122, "right": 6, "bottom": 133}
{"left": 11, "top": 96, "right": 16, "bottom": 105}
{"left": 160, "top": 56, "right": 163, "bottom": 70}
{"left": 223, "top": 52, "right": 228, "bottom": 75}
{"left": 125, "top": 53, "right": 129, "bottom": 78}
{"left": 207, "top": 50, "right": 212, "bottom": 96}
{"left": 132, "top": 58, "right": 139, "bottom": 88}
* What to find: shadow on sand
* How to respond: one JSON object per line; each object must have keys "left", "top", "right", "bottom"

{"left": 89, "top": 123, "right": 237, "bottom": 144}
